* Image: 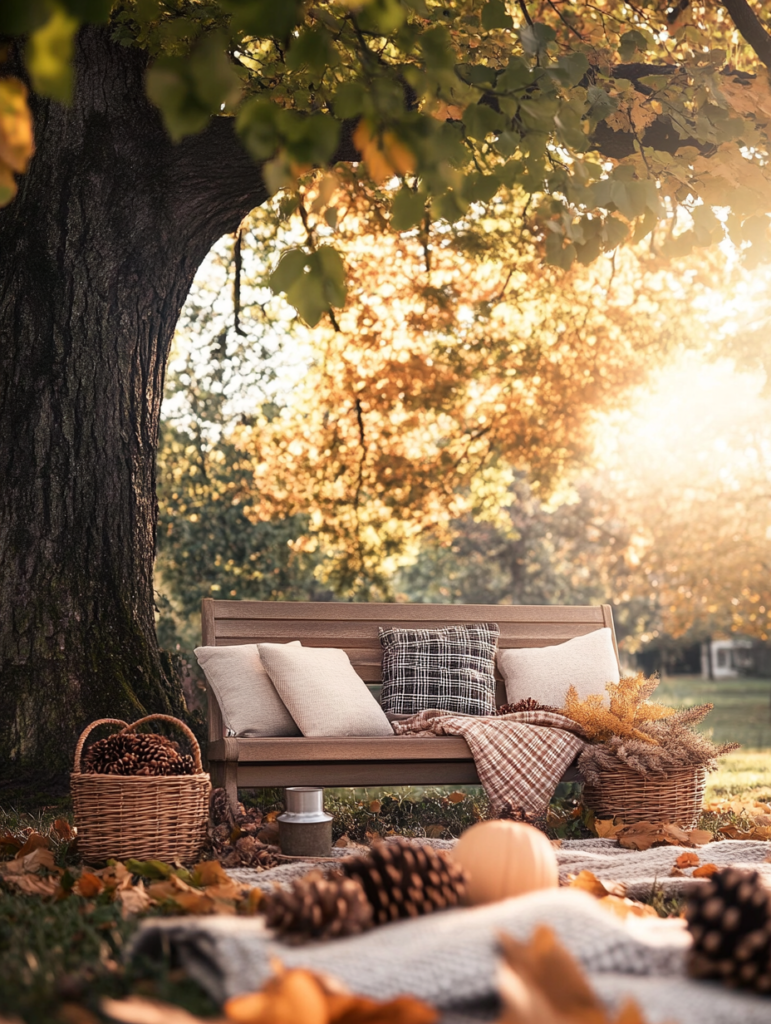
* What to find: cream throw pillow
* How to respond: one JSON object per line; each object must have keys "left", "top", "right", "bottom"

{"left": 194, "top": 642, "right": 301, "bottom": 737}
{"left": 498, "top": 628, "right": 619, "bottom": 709}
{"left": 257, "top": 644, "right": 394, "bottom": 737}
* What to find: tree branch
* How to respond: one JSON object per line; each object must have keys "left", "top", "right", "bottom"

{"left": 722, "top": 0, "right": 771, "bottom": 69}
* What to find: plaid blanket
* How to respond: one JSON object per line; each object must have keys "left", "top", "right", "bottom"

{"left": 391, "top": 708, "right": 586, "bottom": 814}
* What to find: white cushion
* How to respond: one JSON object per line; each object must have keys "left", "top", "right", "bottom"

{"left": 194, "top": 643, "right": 301, "bottom": 737}
{"left": 257, "top": 644, "right": 394, "bottom": 737}
{"left": 497, "top": 628, "right": 619, "bottom": 709}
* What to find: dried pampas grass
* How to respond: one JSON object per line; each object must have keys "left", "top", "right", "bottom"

{"left": 561, "top": 672, "right": 739, "bottom": 783}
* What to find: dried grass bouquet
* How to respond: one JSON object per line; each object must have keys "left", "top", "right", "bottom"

{"left": 560, "top": 673, "right": 739, "bottom": 785}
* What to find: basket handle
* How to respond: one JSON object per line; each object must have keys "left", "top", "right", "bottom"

{"left": 73, "top": 718, "right": 129, "bottom": 773}
{"left": 122, "top": 714, "right": 203, "bottom": 772}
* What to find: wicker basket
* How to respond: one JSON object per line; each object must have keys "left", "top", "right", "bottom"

{"left": 71, "top": 714, "right": 211, "bottom": 864}
{"left": 582, "top": 763, "right": 707, "bottom": 829}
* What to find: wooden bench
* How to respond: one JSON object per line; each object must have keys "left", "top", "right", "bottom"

{"left": 203, "top": 599, "right": 620, "bottom": 809}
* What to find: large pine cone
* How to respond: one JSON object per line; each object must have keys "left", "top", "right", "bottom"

{"left": 342, "top": 838, "right": 466, "bottom": 924}
{"left": 685, "top": 868, "right": 771, "bottom": 993}
{"left": 261, "top": 869, "right": 374, "bottom": 941}
{"left": 82, "top": 732, "right": 195, "bottom": 776}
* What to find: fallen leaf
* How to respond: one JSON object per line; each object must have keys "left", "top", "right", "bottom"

{"left": 692, "top": 863, "right": 719, "bottom": 879}
{"left": 257, "top": 824, "right": 279, "bottom": 845}
{"left": 0, "top": 831, "right": 23, "bottom": 856}
{"left": 265, "top": 810, "right": 280, "bottom": 823}
{"left": 369, "top": 800, "right": 382, "bottom": 814}
{"left": 101, "top": 995, "right": 226, "bottom": 1024}
{"left": 594, "top": 819, "right": 626, "bottom": 839}
{"left": 193, "top": 860, "right": 232, "bottom": 887}
{"left": 568, "top": 870, "right": 626, "bottom": 899}
{"left": 598, "top": 895, "right": 659, "bottom": 920}
{"left": 327, "top": 992, "right": 437, "bottom": 1023}
{"left": 675, "top": 852, "right": 699, "bottom": 869}
{"left": 15, "top": 832, "right": 50, "bottom": 858}
{"left": 75, "top": 872, "right": 105, "bottom": 898}
{"left": 550, "top": 839, "right": 563, "bottom": 849}
{"left": 717, "top": 823, "right": 771, "bottom": 841}
{"left": 334, "top": 836, "right": 350, "bottom": 848}
{"left": 447, "top": 792, "right": 466, "bottom": 804}
{"left": 686, "top": 829, "right": 713, "bottom": 847}
{"left": 668, "top": 867, "right": 686, "bottom": 877}
{"left": 116, "top": 886, "right": 153, "bottom": 917}
{"left": 497, "top": 925, "right": 652, "bottom": 1024}
{"left": 224, "top": 968, "right": 329, "bottom": 1024}
{"left": 52, "top": 818, "right": 75, "bottom": 841}
{"left": 424, "top": 824, "right": 446, "bottom": 839}
{"left": 3, "top": 873, "right": 60, "bottom": 896}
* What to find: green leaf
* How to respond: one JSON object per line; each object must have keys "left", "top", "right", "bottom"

{"left": 333, "top": 82, "right": 370, "bottom": 119}
{"left": 586, "top": 85, "right": 618, "bottom": 128}
{"left": 270, "top": 249, "right": 309, "bottom": 294}
{"left": 619, "top": 29, "right": 648, "bottom": 62}
{"left": 481, "top": 0, "right": 512, "bottom": 31}
{"left": 277, "top": 111, "right": 340, "bottom": 165}
{"left": 603, "top": 215, "right": 628, "bottom": 249}
{"left": 27, "top": 6, "right": 79, "bottom": 103}
{"left": 357, "top": 0, "right": 407, "bottom": 33}
{"left": 286, "top": 27, "right": 335, "bottom": 75}
{"left": 497, "top": 56, "right": 532, "bottom": 92}
{"left": 462, "top": 171, "right": 499, "bottom": 203}
{"left": 462, "top": 102, "right": 505, "bottom": 140}
{"left": 188, "top": 32, "right": 242, "bottom": 112}
{"left": 125, "top": 858, "right": 174, "bottom": 880}
{"left": 545, "top": 231, "right": 576, "bottom": 269}
{"left": 519, "top": 22, "right": 556, "bottom": 57}
{"left": 147, "top": 33, "right": 242, "bottom": 142}
{"left": 495, "top": 130, "right": 520, "bottom": 157}
{"left": 419, "top": 26, "right": 455, "bottom": 71}
{"left": 223, "top": 0, "right": 301, "bottom": 40}
{"left": 324, "top": 207, "right": 338, "bottom": 228}
{"left": 391, "top": 187, "right": 426, "bottom": 230}
{"left": 237, "top": 99, "right": 280, "bottom": 161}
{"left": 315, "top": 245, "right": 347, "bottom": 307}
{"left": 552, "top": 53, "right": 589, "bottom": 88}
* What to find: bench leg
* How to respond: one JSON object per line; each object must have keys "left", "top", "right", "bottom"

{"left": 210, "top": 756, "right": 239, "bottom": 815}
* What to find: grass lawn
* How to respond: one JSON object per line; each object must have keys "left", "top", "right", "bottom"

{"left": 655, "top": 674, "right": 771, "bottom": 749}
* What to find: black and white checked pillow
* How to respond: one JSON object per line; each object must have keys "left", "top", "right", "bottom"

{"left": 379, "top": 623, "right": 500, "bottom": 717}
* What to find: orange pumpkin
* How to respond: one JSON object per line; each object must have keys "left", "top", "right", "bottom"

{"left": 450, "top": 820, "right": 559, "bottom": 905}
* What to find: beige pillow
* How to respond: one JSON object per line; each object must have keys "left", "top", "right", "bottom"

{"left": 498, "top": 628, "right": 619, "bottom": 709}
{"left": 194, "top": 643, "right": 301, "bottom": 737}
{"left": 257, "top": 644, "right": 394, "bottom": 737}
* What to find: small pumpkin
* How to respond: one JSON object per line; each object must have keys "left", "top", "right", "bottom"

{"left": 450, "top": 820, "right": 558, "bottom": 905}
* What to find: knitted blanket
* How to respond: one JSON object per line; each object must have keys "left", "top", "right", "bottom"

{"left": 391, "top": 708, "right": 585, "bottom": 813}
{"left": 129, "top": 885, "right": 771, "bottom": 1024}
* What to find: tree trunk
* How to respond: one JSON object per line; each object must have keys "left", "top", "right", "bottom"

{"left": 0, "top": 28, "right": 268, "bottom": 785}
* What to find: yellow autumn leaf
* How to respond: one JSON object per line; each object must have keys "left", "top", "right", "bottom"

{"left": 0, "top": 77, "right": 35, "bottom": 207}
{"left": 353, "top": 120, "right": 416, "bottom": 184}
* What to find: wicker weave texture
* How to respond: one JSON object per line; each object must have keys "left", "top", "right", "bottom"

{"left": 582, "top": 764, "right": 707, "bottom": 829}
{"left": 71, "top": 715, "right": 211, "bottom": 863}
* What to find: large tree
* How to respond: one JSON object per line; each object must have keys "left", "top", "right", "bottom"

{"left": 3, "top": 0, "right": 771, "bottom": 781}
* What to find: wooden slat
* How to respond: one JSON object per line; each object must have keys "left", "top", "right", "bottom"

{"left": 213, "top": 619, "right": 606, "bottom": 642}
{"left": 211, "top": 601, "right": 605, "bottom": 623}
{"left": 209, "top": 735, "right": 473, "bottom": 762}
{"left": 235, "top": 762, "right": 483, "bottom": 786}
{"left": 210, "top": 636, "right": 601, "bottom": 654}
{"left": 202, "top": 598, "right": 216, "bottom": 646}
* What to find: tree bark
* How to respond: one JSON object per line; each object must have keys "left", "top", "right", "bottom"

{"left": 0, "top": 28, "right": 269, "bottom": 784}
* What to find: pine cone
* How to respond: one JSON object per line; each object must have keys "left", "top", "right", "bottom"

{"left": 496, "top": 698, "right": 562, "bottom": 715}
{"left": 261, "top": 869, "right": 374, "bottom": 941}
{"left": 210, "top": 787, "right": 235, "bottom": 827}
{"left": 342, "top": 838, "right": 466, "bottom": 924}
{"left": 685, "top": 868, "right": 771, "bottom": 993}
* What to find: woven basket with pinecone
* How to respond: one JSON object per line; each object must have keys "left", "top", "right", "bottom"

{"left": 342, "top": 838, "right": 466, "bottom": 924}
{"left": 83, "top": 731, "right": 195, "bottom": 776}
{"left": 685, "top": 868, "right": 771, "bottom": 993}
{"left": 262, "top": 869, "right": 374, "bottom": 941}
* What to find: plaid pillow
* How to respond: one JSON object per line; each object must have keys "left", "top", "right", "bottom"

{"left": 379, "top": 623, "right": 500, "bottom": 717}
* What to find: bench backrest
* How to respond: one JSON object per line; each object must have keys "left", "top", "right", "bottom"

{"left": 201, "top": 598, "right": 619, "bottom": 711}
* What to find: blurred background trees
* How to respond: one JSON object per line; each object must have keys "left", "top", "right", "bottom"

{"left": 156, "top": 173, "right": 771, "bottom": 684}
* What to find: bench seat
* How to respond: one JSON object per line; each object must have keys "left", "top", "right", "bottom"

{"left": 203, "top": 599, "right": 617, "bottom": 807}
